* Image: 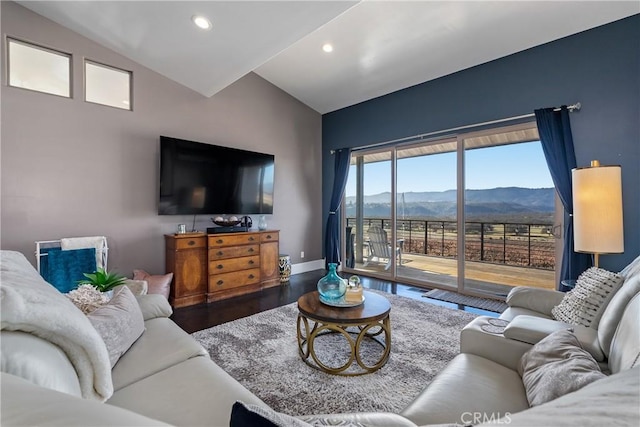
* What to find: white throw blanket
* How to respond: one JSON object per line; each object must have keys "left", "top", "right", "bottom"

{"left": 60, "top": 236, "right": 107, "bottom": 269}
{"left": 0, "top": 250, "right": 113, "bottom": 401}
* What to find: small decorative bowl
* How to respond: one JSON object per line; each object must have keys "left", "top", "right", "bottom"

{"left": 211, "top": 218, "right": 241, "bottom": 227}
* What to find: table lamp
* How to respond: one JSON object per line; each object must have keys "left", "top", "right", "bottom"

{"left": 572, "top": 160, "right": 624, "bottom": 267}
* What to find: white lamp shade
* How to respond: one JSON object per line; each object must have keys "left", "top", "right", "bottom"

{"left": 572, "top": 164, "right": 624, "bottom": 254}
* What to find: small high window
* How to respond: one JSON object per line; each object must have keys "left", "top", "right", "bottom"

{"left": 84, "top": 60, "right": 132, "bottom": 110}
{"left": 7, "top": 38, "right": 71, "bottom": 98}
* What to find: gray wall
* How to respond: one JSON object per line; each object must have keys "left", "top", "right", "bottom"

{"left": 1, "top": 1, "right": 323, "bottom": 274}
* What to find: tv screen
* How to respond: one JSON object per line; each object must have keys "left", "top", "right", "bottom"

{"left": 158, "top": 136, "right": 274, "bottom": 215}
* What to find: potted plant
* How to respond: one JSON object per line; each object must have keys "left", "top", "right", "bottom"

{"left": 77, "top": 268, "right": 127, "bottom": 293}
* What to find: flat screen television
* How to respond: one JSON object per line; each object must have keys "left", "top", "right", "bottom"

{"left": 158, "top": 136, "right": 274, "bottom": 215}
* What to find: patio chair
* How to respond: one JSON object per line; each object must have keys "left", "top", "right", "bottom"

{"left": 363, "top": 226, "right": 402, "bottom": 270}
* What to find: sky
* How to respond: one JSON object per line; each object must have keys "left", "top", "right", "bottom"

{"left": 345, "top": 141, "right": 554, "bottom": 196}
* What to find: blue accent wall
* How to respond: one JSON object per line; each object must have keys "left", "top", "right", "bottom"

{"left": 322, "top": 15, "right": 639, "bottom": 272}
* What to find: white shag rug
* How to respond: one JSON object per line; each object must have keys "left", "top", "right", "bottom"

{"left": 192, "top": 291, "right": 477, "bottom": 416}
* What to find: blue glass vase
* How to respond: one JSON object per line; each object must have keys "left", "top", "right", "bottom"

{"left": 317, "top": 263, "right": 347, "bottom": 299}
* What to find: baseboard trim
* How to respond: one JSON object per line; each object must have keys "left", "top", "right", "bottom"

{"left": 292, "top": 259, "right": 324, "bottom": 275}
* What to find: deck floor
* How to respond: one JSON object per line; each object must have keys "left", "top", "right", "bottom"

{"left": 347, "top": 252, "right": 555, "bottom": 295}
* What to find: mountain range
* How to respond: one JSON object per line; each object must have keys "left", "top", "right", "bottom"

{"left": 344, "top": 187, "right": 555, "bottom": 219}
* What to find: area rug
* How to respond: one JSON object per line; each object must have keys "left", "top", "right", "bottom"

{"left": 191, "top": 291, "right": 477, "bottom": 416}
{"left": 423, "top": 289, "right": 508, "bottom": 313}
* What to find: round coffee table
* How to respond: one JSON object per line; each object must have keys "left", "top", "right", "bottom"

{"left": 296, "top": 291, "right": 391, "bottom": 376}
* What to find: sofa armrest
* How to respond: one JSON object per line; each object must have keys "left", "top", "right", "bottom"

{"left": 505, "top": 286, "right": 565, "bottom": 315}
{"left": 136, "top": 295, "right": 173, "bottom": 321}
{"left": 503, "top": 315, "right": 604, "bottom": 361}
{"left": 460, "top": 317, "right": 533, "bottom": 371}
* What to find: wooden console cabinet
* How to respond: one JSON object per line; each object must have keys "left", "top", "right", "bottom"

{"left": 165, "top": 230, "right": 280, "bottom": 308}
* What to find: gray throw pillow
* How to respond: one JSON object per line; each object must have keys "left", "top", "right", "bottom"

{"left": 87, "top": 286, "right": 145, "bottom": 367}
{"left": 519, "top": 329, "right": 606, "bottom": 407}
{"left": 551, "top": 267, "right": 624, "bottom": 327}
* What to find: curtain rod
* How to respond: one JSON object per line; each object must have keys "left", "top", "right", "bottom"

{"left": 330, "top": 102, "right": 581, "bottom": 154}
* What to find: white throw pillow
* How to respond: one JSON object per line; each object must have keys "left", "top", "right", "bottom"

{"left": 551, "top": 267, "right": 624, "bottom": 328}
{"left": 87, "top": 286, "right": 145, "bottom": 367}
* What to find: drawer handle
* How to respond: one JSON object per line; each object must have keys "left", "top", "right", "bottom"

{"left": 248, "top": 260, "right": 255, "bottom": 265}
{"left": 249, "top": 236, "right": 255, "bottom": 241}
{"left": 188, "top": 240, "right": 196, "bottom": 246}
{"left": 266, "top": 235, "right": 273, "bottom": 239}
{"left": 216, "top": 239, "right": 223, "bottom": 244}
{"left": 217, "top": 280, "right": 224, "bottom": 286}
{"left": 216, "top": 264, "right": 224, "bottom": 269}
{"left": 217, "top": 251, "right": 224, "bottom": 256}
{"left": 248, "top": 274, "right": 255, "bottom": 279}
{"left": 248, "top": 248, "right": 255, "bottom": 253}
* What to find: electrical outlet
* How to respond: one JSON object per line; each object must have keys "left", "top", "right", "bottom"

{"left": 300, "top": 251, "right": 305, "bottom": 259}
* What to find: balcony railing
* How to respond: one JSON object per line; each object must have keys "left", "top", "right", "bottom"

{"left": 346, "top": 217, "right": 555, "bottom": 270}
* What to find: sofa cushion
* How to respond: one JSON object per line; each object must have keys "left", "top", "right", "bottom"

{"left": 518, "top": 329, "right": 605, "bottom": 406}
{"left": 551, "top": 267, "right": 623, "bottom": 328}
{"left": 136, "top": 294, "right": 173, "bottom": 320}
{"left": 110, "top": 317, "right": 207, "bottom": 391}
{"left": 1, "top": 373, "right": 169, "bottom": 426}
{"left": 133, "top": 270, "right": 173, "bottom": 299}
{"left": 108, "top": 356, "right": 265, "bottom": 427}
{"left": 1, "top": 331, "right": 82, "bottom": 397}
{"left": 87, "top": 286, "right": 145, "bottom": 368}
{"left": 478, "top": 366, "right": 640, "bottom": 427}
{"left": 608, "top": 293, "right": 640, "bottom": 375}
{"left": 619, "top": 254, "right": 640, "bottom": 278}
{"left": 505, "top": 287, "right": 565, "bottom": 315}
{"left": 597, "top": 274, "right": 640, "bottom": 358}
{"left": 400, "top": 354, "right": 528, "bottom": 426}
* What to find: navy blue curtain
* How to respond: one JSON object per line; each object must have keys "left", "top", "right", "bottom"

{"left": 324, "top": 148, "right": 352, "bottom": 269}
{"left": 535, "top": 106, "right": 591, "bottom": 285}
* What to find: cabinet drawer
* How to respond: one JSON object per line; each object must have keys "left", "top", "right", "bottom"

{"left": 209, "top": 255, "right": 259, "bottom": 273}
{"left": 209, "top": 244, "right": 259, "bottom": 260}
{"left": 173, "top": 237, "right": 206, "bottom": 250}
{"left": 208, "top": 233, "right": 260, "bottom": 247}
{"left": 209, "top": 268, "right": 261, "bottom": 291}
{"left": 260, "top": 231, "right": 279, "bottom": 242}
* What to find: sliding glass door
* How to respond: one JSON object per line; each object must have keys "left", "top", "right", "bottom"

{"left": 343, "top": 122, "right": 557, "bottom": 296}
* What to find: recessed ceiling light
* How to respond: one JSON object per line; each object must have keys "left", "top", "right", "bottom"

{"left": 322, "top": 43, "right": 334, "bottom": 53}
{"left": 192, "top": 15, "right": 212, "bottom": 30}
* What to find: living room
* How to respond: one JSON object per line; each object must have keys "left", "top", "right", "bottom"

{"left": 1, "top": 1, "right": 639, "bottom": 426}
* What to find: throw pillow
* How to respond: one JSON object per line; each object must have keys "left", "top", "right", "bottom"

{"left": 87, "top": 286, "right": 145, "bottom": 367}
{"left": 133, "top": 269, "right": 173, "bottom": 300}
{"left": 66, "top": 284, "right": 110, "bottom": 314}
{"left": 230, "top": 402, "right": 309, "bottom": 427}
{"left": 551, "top": 267, "right": 624, "bottom": 327}
{"left": 519, "top": 329, "right": 606, "bottom": 407}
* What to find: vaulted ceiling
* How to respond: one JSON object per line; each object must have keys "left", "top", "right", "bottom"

{"left": 18, "top": 1, "right": 639, "bottom": 114}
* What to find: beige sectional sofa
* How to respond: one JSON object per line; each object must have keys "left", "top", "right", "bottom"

{"left": 1, "top": 249, "right": 639, "bottom": 426}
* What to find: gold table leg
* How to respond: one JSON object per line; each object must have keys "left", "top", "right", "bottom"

{"left": 296, "top": 313, "right": 391, "bottom": 376}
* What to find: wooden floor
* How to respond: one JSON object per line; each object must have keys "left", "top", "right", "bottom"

{"left": 349, "top": 253, "right": 555, "bottom": 292}
{"left": 171, "top": 270, "right": 498, "bottom": 334}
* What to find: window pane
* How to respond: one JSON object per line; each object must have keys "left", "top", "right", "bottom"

{"left": 8, "top": 39, "right": 70, "bottom": 97}
{"left": 85, "top": 61, "right": 131, "bottom": 110}
{"left": 396, "top": 141, "right": 458, "bottom": 288}
{"left": 464, "top": 139, "right": 556, "bottom": 294}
